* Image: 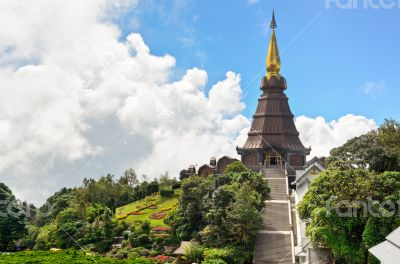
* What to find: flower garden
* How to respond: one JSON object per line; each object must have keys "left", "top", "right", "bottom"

{"left": 115, "top": 192, "right": 179, "bottom": 228}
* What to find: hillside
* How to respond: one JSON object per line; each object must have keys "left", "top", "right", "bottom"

{"left": 115, "top": 191, "right": 180, "bottom": 228}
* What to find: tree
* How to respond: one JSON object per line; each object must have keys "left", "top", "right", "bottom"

{"left": 202, "top": 185, "right": 236, "bottom": 246}
{"left": 174, "top": 176, "right": 213, "bottom": 239}
{"left": 37, "top": 187, "right": 76, "bottom": 226}
{"left": 226, "top": 184, "right": 262, "bottom": 247}
{"left": 120, "top": 168, "right": 139, "bottom": 187}
{"left": 298, "top": 169, "right": 400, "bottom": 263}
{"left": 172, "top": 161, "right": 268, "bottom": 248}
{"left": 0, "top": 182, "right": 27, "bottom": 251}
{"left": 224, "top": 161, "right": 250, "bottom": 174}
{"left": 326, "top": 119, "right": 400, "bottom": 172}
{"left": 54, "top": 207, "right": 81, "bottom": 248}
{"left": 179, "top": 169, "right": 190, "bottom": 181}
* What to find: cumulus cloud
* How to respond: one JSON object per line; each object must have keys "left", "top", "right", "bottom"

{"left": 295, "top": 114, "right": 377, "bottom": 158}
{"left": 0, "top": 0, "right": 249, "bottom": 204}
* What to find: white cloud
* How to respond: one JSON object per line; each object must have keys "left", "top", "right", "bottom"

{"left": 361, "top": 81, "right": 385, "bottom": 96}
{"left": 295, "top": 114, "right": 377, "bottom": 158}
{"left": 247, "top": 0, "right": 259, "bottom": 5}
{"left": 0, "top": 0, "right": 249, "bottom": 204}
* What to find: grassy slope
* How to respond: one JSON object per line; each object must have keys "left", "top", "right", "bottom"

{"left": 115, "top": 192, "right": 179, "bottom": 227}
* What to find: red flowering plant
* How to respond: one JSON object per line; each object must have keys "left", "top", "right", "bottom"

{"left": 151, "top": 227, "right": 170, "bottom": 232}
{"left": 127, "top": 211, "right": 145, "bottom": 215}
{"left": 150, "top": 255, "right": 174, "bottom": 262}
{"left": 149, "top": 212, "right": 166, "bottom": 219}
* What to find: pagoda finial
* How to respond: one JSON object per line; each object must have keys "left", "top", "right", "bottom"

{"left": 266, "top": 10, "right": 281, "bottom": 79}
{"left": 270, "top": 9, "right": 277, "bottom": 29}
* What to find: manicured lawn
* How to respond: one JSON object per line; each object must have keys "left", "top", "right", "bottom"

{"left": 115, "top": 192, "right": 179, "bottom": 227}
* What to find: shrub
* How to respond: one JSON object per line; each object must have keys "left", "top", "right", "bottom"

{"left": 184, "top": 242, "right": 204, "bottom": 263}
{"left": 141, "top": 221, "right": 151, "bottom": 235}
{"left": 202, "top": 259, "right": 227, "bottom": 264}
{"left": 172, "top": 182, "right": 181, "bottom": 189}
{"left": 149, "top": 249, "right": 159, "bottom": 257}
{"left": 135, "top": 234, "right": 151, "bottom": 247}
{"left": 128, "top": 247, "right": 151, "bottom": 257}
{"left": 203, "top": 248, "right": 233, "bottom": 263}
{"left": 93, "top": 239, "right": 113, "bottom": 253}
{"left": 160, "top": 189, "right": 174, "bottom": 197}
{"left": 129, "top": 257, "right": 157, "bottom": 264}
{"left": 203, "top": 247, "right": 253, "bottom": 264}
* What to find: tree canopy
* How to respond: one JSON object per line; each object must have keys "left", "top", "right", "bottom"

{"left": 327, "top": 119, "right": 400, "bottom": 172}
{"left": 298, "top": 169, "right": 400, "bottom": 263}
{"left": 0, "top": 182, "right": 27, "bottom": 251}
{"left": 170, "top": 161, "right": 269, "bottom": 251}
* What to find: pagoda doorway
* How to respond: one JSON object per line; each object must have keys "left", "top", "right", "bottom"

{"left": 265, "top": 154, "right": 283, "bottom": 168}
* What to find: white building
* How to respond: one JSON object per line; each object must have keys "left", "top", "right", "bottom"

{"left": 292, "top": 157, "right": 332, "bottom": 264}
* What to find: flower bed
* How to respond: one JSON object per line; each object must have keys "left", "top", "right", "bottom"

{"left": 151, "top": 227, "right": 170, "bottom": 232}
{"left": 150, "top": 255, "right": 174, "bottom": 262}
{"left": 148, "top": 205, "right": 158, "bottom": 209}
{"left": 149, "top": 212, "right": 166, "bottom": 220}
{"left": 116, "top": 214, "right": 127, "bottom": 220}
{"left": 136, "top": 203, "right": 158, "bottom": 211}
{"left": 127, "top": 211, "right": 145, "bottom": 215}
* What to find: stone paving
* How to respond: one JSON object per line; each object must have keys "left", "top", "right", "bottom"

{"left": 253, "top": 167, "right": 294, "bottom": 264}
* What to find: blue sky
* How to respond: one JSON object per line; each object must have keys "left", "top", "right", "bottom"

{"left": 119, "top": 0, "right": 400, "bottom": 124}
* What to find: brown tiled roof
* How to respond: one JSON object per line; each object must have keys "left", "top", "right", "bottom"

{"left": 240, "top": 75, "right": 308, "bottom": 153}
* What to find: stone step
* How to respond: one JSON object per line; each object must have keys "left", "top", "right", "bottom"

{"left": 255, "top": 167, "right": 293, "bottom": 264}
{"left": 261, "top": 203, "right": 291, "bottom": 231}
{"left": 267, "top": 179, "right": 287, "bottom": 200}
{"left": 263, "top": 169, "right": 286, "bottom": 179}
{"left": 253, "top": 233, "right": 293, "bottom": 264}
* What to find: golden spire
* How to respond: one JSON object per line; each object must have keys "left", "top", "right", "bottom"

{"left": 266, "top": 10, "right": 281, "bottom": 79}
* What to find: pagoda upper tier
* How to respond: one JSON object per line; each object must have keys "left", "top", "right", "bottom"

{"left": 237, "top": 11, "right": 310, "bottom": 172}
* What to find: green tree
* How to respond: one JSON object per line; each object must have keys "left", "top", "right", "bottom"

{"left": 298, "top": 169, "right": 400, "bottom": 263}
{"left": 226, "top": 184, "right": 262, "bottom": 246}
{"left": 0, "top": 182, "right": 27, "bottom": 251}
{"left": 202, "top": 185, "right": 235, "bottom": 246}
{"left": 224, "top": 161, "right": 250, "bottom": 174}
{"left": 173, "top": 176, "right": 213, "bottom": 240}
{"left": 120, "top": 168, "right": 139, "bottom": 187}
{"left": 327, "top": 119, "right": 400, "bottom": 172}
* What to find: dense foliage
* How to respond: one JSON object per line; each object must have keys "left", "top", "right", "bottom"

{"left": 327, "top": 119, "right": 400, "bottom": 172}
{"left": 0, "top": 183, "right": 27, "bottom": 251}
{"left": 298, "top": 168, "right": 400, "bottom": 263}
{"left": 169, "top": 161, "right": 269, "bottom": 263}
{"left": 0, "top": 251, "right": 155, "bottom": 264}
{"left": 298, "top": 119, "right": 400, "bottom": 263}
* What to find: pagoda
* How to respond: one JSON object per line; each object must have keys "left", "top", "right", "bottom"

{"left": 237, "top": 11, "right": 310, "bottom": 173}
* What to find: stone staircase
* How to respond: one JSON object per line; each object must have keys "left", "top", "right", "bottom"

{"left": 253, "top": 167, "right": 294, "bottom": 264}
